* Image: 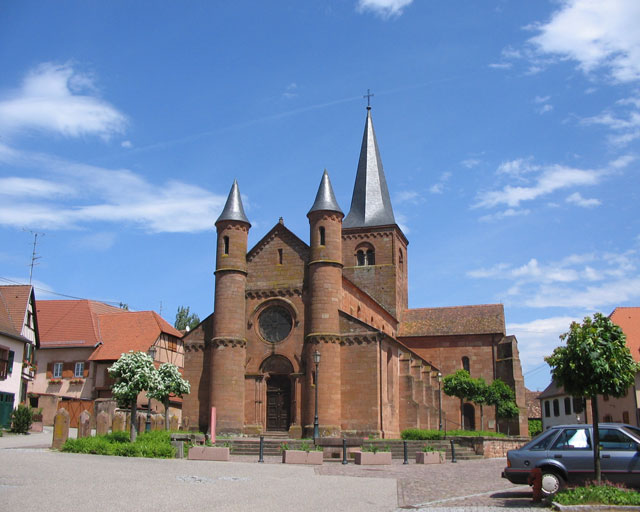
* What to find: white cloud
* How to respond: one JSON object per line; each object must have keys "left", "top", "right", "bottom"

{"left": 475, "top": 155, "right": 633, "bottom": 211}
{"left": 537, "top": 104, "right": 553, "bottom": 114}
{"left": 469, "top": 250, "right": 640, "bottom": 310}
{"left": 461, "top": 158, "right": 481, "bottom": 169}
{"left": 395, "top": 190, "right": 421, "bottom": 203}
{"left": 528, "top": 0, "right": 640, "bottom": 83}
{"left": 0, "top": 146, "right": 227, "bottom": 233}
{"left": 0, "top": 177, "right": 75, "bottom": 198}
{"left": 121, "top": 140, "right": 133, "bottom": 148}
{"left": 478, "top": 208, "right": 530, "bottom": 223}
{"left": 428, "top": 171, "right": 451, "bottom": 194}
{"left": 0, "top": 63, "right": 126, "bottom": 139}
{"left": 356, "top": 0, "right": 413, "bottom": 18}
{"left": 282, "top": 83, "right": 298, "bottom": 99}
{"left": 566, "top": 191, "right": 601, "bottom": 208}
{"left": 581, "top": 94, "right": 640, "bottom": 146}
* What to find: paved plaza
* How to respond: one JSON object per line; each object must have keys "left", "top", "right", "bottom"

{"left": 0, "top": 429, "right": 541, "bottom": 512}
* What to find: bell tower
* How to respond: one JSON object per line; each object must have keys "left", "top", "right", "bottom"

{"left": 210, "top": 180, "right": 250, "bottom": 434}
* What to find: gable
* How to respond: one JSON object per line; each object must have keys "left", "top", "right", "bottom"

{"left": 247, "top": 222, "right": 309, "bottom": 292}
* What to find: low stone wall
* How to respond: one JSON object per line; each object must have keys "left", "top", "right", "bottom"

{"left": 459, "top": 437, "right": 529, "bottom": 457}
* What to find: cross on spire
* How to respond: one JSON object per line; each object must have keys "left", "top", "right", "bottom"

{"left": 363, "top": 88, "right": 374, "bottom": 110}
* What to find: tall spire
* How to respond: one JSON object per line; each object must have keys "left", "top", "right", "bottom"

{"left": 343, "top": 108, "right": 396, "bottom": 228}
{"left": 308, "top": 170, "right": 343, "bottom": 216}
{"left": 216, "top": 180, "right": 250, "bottom": 226}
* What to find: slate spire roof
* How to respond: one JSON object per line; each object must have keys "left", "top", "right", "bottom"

{"left": 308, "top": 169, "right": 343, "bottom": 216}
{"left": 343, "top": 108, "right": 396, "bottom": 228}
{"left": 216, "top": 179, "right": 250, "bottom": 226}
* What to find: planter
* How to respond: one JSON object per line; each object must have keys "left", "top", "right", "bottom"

{"left": 282, "top": 450, "right": 323, "bottom": 465}
{"left": 415, "top": 451, "right": 445, "bottom": 464}
{"left": 188, "top": 446, "right": 230, "bottom": 461}
{"left": 354, "top": 451, "right": 392, "bottom": 465}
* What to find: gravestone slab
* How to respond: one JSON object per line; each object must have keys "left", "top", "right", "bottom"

{"left": 96, "top": 411, "right": 110, "bottom": 435}
{"left": 137, "top": 413, "right": 146, "bottom": 433}
{"left": 155, "top": 414, "right": 165, "bottom": 431}
{"left": 78, "top": 410, "right": 91, "bottom": 438}
{"left": 112, "top": 411, "right": 126, "bottom": 432}
{"left": 52, "top": 408, "right": 70, "bottom": 449}
{"left": 169, "top": 414, "right": 179, "bottom": 431}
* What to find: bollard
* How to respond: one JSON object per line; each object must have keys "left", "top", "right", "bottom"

{"left": 342, "top": 438, "right": 348, "bottom": 465}
{"left": 450, "top": 439, "right": 457, "bottom": 463}
{"left": 403, "top": 439, "right": 408, "bottom": 464}
{"left": 258, "top": 435, "right": 264, "bottom": 463}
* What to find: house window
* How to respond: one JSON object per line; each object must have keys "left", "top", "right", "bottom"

{"left": 0, "top": 346, "right": 9, "bottom": 380}
{"left": 564, "top": 397, "right": 571, "bottom": 415}
{"left": 462, "top": 356, "right": 470, "bottom": 373}
{"left": 553, "top": 399, "right": 560, "bottom": 417}
{"left": 366, "top": 249, "right": 375, "bottom": 265}
{"left": 319, "top": 226, "right": 325, "bottom": 246}
{"left": 74, "top": 362, "right": 85, "bottom": 378}
{"left": 53, "top": 362, "right": 63, "bottom": 379}
{"left": 223, "top": 236, "right": 229, "bottom": 255}
{"left": 7, "top": 350, "right": 14, "bottom": 376}
{"left": 544, "top": 401, "right": 550, "bottom": 418}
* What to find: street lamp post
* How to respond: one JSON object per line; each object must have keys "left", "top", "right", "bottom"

{"left": 437, "top": 372, "right": 443, "bottom": 431}
{"left": 312, "top": 350, "right": 321, "bottom": 442}
{"left": 145, "top": 345, "right": 157, "bottom": 432}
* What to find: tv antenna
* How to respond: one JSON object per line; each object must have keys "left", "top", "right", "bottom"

{"left": 24, "top": 230, "right": 45, "bottom": 284}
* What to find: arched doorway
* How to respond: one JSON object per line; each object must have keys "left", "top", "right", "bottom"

{"left": 261, "top": 355, "right": 294, "bottom": 432}
{"left": 266, "top": 375, "right": 291, "bottom": 431}
{"left": 463, "top": 403, "right": 476, "bottom": 431}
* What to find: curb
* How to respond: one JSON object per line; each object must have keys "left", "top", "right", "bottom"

{"left": 553, "top": 503, "right": 640, "bottom": 511}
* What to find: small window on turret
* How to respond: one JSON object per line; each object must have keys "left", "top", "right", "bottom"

{"left": 223, "top": 236, "right": 229, "bottom": 255}
{"left": 399, "top": 249, "right": 404, "bottom": 272}
{"left": 319, "top": 226, "right": 325, "bottom": 246}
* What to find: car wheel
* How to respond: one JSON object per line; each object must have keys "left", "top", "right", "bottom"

{"left": 540, "top": 470, "right": 564, "bottom": 496}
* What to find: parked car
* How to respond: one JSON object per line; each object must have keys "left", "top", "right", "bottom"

{"left": 502, "top": 423, "right": 640, "bottom": 495}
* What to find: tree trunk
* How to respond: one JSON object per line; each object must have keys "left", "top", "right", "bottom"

{"left": 130, "top": 400, "right": 138, "bottom": 442}
{"left": 460, "top": 399, "right": 464, "bottom": 429}
{"left": 164, "top": 398, "right": 170, "bottom": 431}
{"left": 480, "top": 404, "right": 484, "bottom": 431}
{"left": 591, "top": 395, "right": 601, "bottom": 484}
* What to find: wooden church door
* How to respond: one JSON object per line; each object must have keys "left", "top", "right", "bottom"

{"left": 266, "top": 375, "right": 291, "bottom": 431}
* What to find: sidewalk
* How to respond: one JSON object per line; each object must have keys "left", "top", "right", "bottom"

{"left": 1, "top": 430, "right": 539, "bottom": 511}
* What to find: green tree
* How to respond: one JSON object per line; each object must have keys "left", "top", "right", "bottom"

{"left": 443, "top": 370, "right": 478, "bottom": 429}
{"left": 174, "top": 306, "right": 200, "bottom": 331}
{"left": 545, "top": 313, "right": 640, "bottom": 484}
{"left": 487, "top": 378, "right": 519, "bottom": 433}
{"left": 108, "top": 351, "right": 160, "bottom": 442}
{"left": 148, "top": 362, "right": 191, "bottom": 430}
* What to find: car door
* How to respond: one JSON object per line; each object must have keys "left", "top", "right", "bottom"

{"left": 549, "top": 427, "right": 594, "bottom": 484}
{"left": 598, "top": 427, "right": 640, "bottom": 486}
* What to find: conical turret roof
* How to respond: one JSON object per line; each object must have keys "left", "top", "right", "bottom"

{"left": 308, "top": 170, "right": 343, "bottom": 216}
{"left": 216, "top": 180, "right": 250, "bottom": 226}
{"left": 343, "top": 108, "right": 396, "bottom": 228}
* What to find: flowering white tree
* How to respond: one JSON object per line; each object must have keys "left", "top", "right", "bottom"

{"left": 148, "top": 362, "right": 190, "bottom": 430}
{"left": 108, "top": 351, "right": 160, "bottom": 441}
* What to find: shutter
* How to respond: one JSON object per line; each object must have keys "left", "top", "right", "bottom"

{"left": 83, "top": 362, "right": 89, "bottom": 377}
{"left": 46, "top": 362, "right": 53, "bottom": 379}
{"left": 62, "top": 362, "right": 74, "bottom": 378}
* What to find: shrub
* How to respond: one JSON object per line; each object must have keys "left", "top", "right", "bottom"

{"left": 445, "top": 429, "right": 506, "bottom": 438}
{"left": 421, "top": 445, "right": 444, "bottom": 452}
{"left": 10, "top": 404, "right": 33, "bottom": 434}
{"left": 528, "top": 419, "right": 542, "bottom": 437}
{"left": 105, "top": 431, "right": 131, "bottom": 443}
{"left": 61, "top": 430, "right": 175, "bottom": 458}
{"left": 401, "top": 429, "right": 444, "bottom": 440}
{"left": 555, "top": 485, "right": 640, "bottom": 506}
{"left": 362, "top": 443, "right": 390, "bottom": 453}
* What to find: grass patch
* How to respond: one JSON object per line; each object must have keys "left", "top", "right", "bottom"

{"left": 401, "top": 428, "right": 506, "bottom": 440}
{"left": 61, "top": 430, "right": 175, "bottom": 459}
{"left": 555, "top": 484, "right": 640, "bottom": 506}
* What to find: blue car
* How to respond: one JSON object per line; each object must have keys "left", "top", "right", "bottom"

{"left": 502, "top": 423, "right": 640, "bottom": 495}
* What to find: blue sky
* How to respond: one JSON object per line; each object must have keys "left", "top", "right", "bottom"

{"left": 1, "top": 0, "right": 639, "bottom": 391}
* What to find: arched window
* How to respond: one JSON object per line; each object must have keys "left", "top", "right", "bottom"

{"left": 564, "top": 397, "right": 571, "bottom": 415}
{"left": 553, "top": 399, "right": 560, "bottom": 417}
{"left": 544, "top": 401, "right": 550, "bottom": 417}
{"left": 355, "top": 243, "right": 375, "bottom": 266}
{"left": 319, "top": 226, "right": 325, "bottom": 246}
{"left": 223, "top": 236, "right": 229, "bottom": 255}
{"left": 462, "top": 356, "right": 470, "bottom": 373}
{"left": 398, "top": 249, "right": 404, "bottom": 272}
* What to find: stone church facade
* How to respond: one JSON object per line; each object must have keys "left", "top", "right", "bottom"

{"left": 182, "top": 108, "right": 528, "bottom": 438}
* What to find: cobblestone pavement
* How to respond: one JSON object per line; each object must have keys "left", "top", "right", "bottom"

{"left": 232, "top": 455, "right": 543, "bottom": 511}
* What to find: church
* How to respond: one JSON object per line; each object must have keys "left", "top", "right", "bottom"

{"left": 182, "top": 106, "right": 528, "bottom": 438}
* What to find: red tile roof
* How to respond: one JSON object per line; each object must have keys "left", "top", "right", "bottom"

{"left": 0, "top": 285, "right": 33, "bottom": 338}
{"left": 398, "top": 304, "right": 505, "bottom": 337}
{"left": 89, "top": 311, "right": 182, "bottom": 361}
{"left": 610, "top": 307, "right": 640, "bottom": 362}
{"left": 37, "top": 300, "right": 122, "bottom": 348}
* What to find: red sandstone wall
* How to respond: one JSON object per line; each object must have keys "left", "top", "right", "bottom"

{"left": 340, "top": 341, "right": 380, "bottom": 434}
{"left": 341, "top": 279, "right": 397, "bottom": 336}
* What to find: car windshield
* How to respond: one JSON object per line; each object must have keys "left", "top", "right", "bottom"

{"left": 621, "top": 426, "right": 640, "bottom": 442}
